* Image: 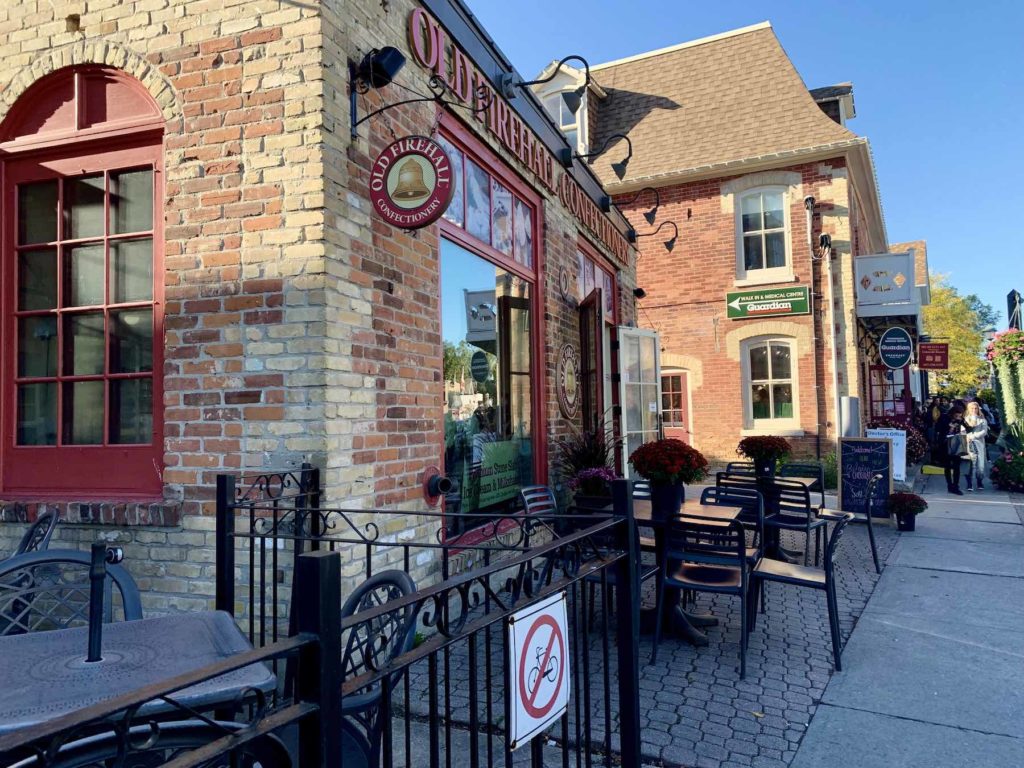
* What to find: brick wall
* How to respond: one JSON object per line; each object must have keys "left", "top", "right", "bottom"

{"left": 617, "top": 160, "right": 858, "bottom": 465}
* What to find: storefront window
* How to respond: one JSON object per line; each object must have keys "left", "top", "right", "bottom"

{"left": 442, "top": 239, "right": 533, "bottom": 531}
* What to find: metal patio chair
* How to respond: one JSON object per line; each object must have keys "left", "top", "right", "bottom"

{"left": 0, "top": 548, "right": 142, "bottom": 636}
{"left": 778, "top": 461, "right": 826, "bottom": 509}
{"left": 11, "top": 509, "right": 61, "bottom": 558}
{"left": 821, "top": 473, "right": 882, "bottom": 574}
{"left": 763, "top": 478, "right": 829, "bottom": 566}
{"left": 751, "top": 511, "right": 854, "bottom": 670}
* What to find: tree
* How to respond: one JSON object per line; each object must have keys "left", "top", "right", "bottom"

{"left": 964, "top": 294, "right": 1000, "bottom": 331}
{"left": 443, "top": 341, "right": 473, "bottom": 384}
{"left": 922, "top": 275, "right": 988, "bottom": 396}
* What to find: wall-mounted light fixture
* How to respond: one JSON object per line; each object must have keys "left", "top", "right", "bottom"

{"left": 628, "top": 221, "right": 678, "bottom": 253}
{"left": 500, "top": 55, "right": 591, "bottom": 114}
{"left": 633, "top": 287, "right": 647, "bottom": 300}
{"left": 560, "top": 133, "right": 632, "bottom": 180}
{"left": 615, "top": 187, "right": 660, "bottom": 225}
{"left": 349, "top": 48, "right": 492, "bottom": 139}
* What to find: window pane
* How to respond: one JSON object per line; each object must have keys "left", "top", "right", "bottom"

{"left": 751, "top": 384, "right": 771, "bottom": 420}
{"left": 662, "top": 392, "right": 672, "bottom": 410}
{"left": 66, "top": 174, "right": 105, "bottom": 240}
{"left": 672, "top": 393, "right": 683, "bottom": 409}
{"left": 63, "top": 381, "right": 104, "bottom": 445}
{"left": 749, "top": 345, "right": 769, "bottom": 380}
{"left": 109, "top": 169, "right": 153, "bottom": 234}
{"left": 770, "top": 343, "right": 792, "bottom": 379}
{"left": 763, "top": 192, "right": 784, "bottom": 229}
{"left": 559, "top": 97, "right": 576, "bottom": 128}
{"left": 465, "top": 159, "right": 490, "bottom": 243}
{"left": 110, "top": 378, "right": 153, "bottom": 444}
{"left": 66, "top": 243, "right": 105, "bottom": 306}
{"left": 741, "top": 194, "right": 762, "bottom": 232}
{"left": 583, "top": 259, "right": 596, "bottom": 298}
{"left": 602, "top": 270, "right": 614, "bottom": 315}
{"left": 766, "top": 232, "right": 786, "bottom": 268}
{"left": 773, "top": 384, "right": 793, "bottom": 419}
{"left": 564, "top": 129, "right": 578, "bottom": 150}
{"left": 641, "top": 384, "right": 659, "bottom": 432}
{"left": 18, "top": 316, "right": 58, "bottom": 377}
{"left": 18, "top": 249, "right": 58, "bottom": 310}
{"left": 17, "top": 383, "right": 57, "bottom": 445}
{"left": 508, "top": 305, "right": 530, "bottom": 372}
{"left": 110, "top": 239, "right": 153, "bottom": 303}
{"left": 743, "top": 235, "right": 763, "bottom": 271}
{"left": 624, "top": 334, "right": 641, "bottom": 384}
{"left": 576, "top": 251, "right": 586, "bottom": 300}
{"left": 110, "top": 309, "right": 153, "bottom": 373}
{"left": 18, "top": 181, "right": 58, "bottom": 245}
{"left": 438, "top": 138, "right": 464, "bottom": 227}
{"left": 490, "top": 179, "right": 513, "bottom": 256}
{"left": 513, "top": 197, "right": 532, "bottom": 267}
{"left": 64, "top": 312, "right": 105, "bottom": 376}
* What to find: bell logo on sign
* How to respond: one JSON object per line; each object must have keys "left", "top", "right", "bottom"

{"left": 507, "top": 592, "right": 570, "bottom": 750}
{"left": 369, "top": 135, "right": 455, "bottom": 230}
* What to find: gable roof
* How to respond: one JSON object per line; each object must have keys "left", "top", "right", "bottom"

{"left": 588, "top": 22, "right": 858, "bottom": 190}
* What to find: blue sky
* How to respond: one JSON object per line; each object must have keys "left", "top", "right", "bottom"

{"left": 467, "top": 0, "right": 1024, "bottom": 326}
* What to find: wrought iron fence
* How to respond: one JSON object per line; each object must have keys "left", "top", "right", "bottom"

{"left": 216, "top": 473, "right": 644, "bottom": 767}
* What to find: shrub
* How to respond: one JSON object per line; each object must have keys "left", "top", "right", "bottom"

{"left": 822, "top": 451, "right": 838, "bottom": 490}
{"left": 568, "top": 466, "right": 619, "bottom": 496}
{"left": 736, "top": 436, "right": 792, "bottom": 465}
{"left": 629, "top": 439, "right": 709, "bottom": 485}
{"left": 554, "top": 421, "right": 617, "bottom": 480}
{"left": 865, "top": 418, "right": 929, "bottom": 464}
{"left": 991, "top": 450, "right": 1024, "bottom": 492}
{"left": 889, "top": 492, "right": 928, "bottom": 516}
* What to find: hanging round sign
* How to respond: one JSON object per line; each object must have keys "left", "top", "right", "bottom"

{"left": 557, "top": 344, "right": 581, "bottom": 419}
{"left": 369, "top": 135, "right": 455, "bottom": 230}
{"left": 470, "top": 350, "right": 490, "bottom": 383}
{"left": 878, "top": 327, "right": 913, "bottom": 369}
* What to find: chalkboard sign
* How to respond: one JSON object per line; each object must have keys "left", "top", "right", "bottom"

{"left": 839, "top": 438, "right": 892, "bottom": 519}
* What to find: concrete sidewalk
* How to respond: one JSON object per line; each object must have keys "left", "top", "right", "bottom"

{"left": 791, "top": 476, "right": 1024, "bottom": 768}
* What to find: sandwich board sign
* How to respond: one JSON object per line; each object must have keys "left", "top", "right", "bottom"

{"left": 866, "top": 427, "right": 907, "bottom": 482}
{"left": 507, "top": 591, "right": 570, "bottom": 750}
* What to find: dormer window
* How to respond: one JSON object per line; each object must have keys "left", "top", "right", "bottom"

{"left": 541, "top": 91, "right": 583, "bottom": 152}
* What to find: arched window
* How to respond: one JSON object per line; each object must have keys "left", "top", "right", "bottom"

{"left": 1, "top": 66, "right": 164, "bottom": 498}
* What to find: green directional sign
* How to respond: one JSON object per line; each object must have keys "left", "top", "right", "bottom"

{"left": 726, "top": 286, "right": 810, "bottom": 320}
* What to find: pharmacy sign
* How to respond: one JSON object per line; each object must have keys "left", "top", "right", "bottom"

{"left": 726, "top": 287, "right": 810, "bottom": 320}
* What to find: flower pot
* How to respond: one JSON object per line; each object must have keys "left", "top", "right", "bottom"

{"left": 896, "top": 512, "right": 916, "bottom": 532}
{"left": 649, "top": 482, "right": 685, "bottom": 520}
{"left": 574, "top": 493, "right": 612, "bottom": 512}
{"left": 754, "top": 460, "right": 776, "bottom": 478}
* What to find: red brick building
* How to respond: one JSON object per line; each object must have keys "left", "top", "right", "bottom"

{"left": 537, "top": 23, "right": 928, "bottom": 464}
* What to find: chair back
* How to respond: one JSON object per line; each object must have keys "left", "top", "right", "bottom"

{"left": 0, "top": 549, "right": 143, "bottom": 635}
{"left": 779, "top": 462, "right": 825, "bottom": 506}
{"left": 701, "top": 486, "right": 764, "bottom": 552}
{"left": 665, "top": 518, "right": 747, "bottom": 569}
{"left": 823, "top": 513, "right": 854, "bottom": 581}
{"left": 865, "top": 473, "right": 885, "bottom": 517}
{"left": 631, "top": 479, "right": 651, "bottom": 499}
{"left": 519, "top": 485, "right": 558, "bottom": 515}
{"left": 725, "top": 461, "right": 756, "bottom": 476}
{"left": 772, "top": 478, "right": 813, "bottom": 520}
{"left": 14, "top": 510, "right": 60, "bottom": 556}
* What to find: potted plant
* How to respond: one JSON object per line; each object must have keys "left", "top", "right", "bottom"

{"left": 629, "top": 438, "right": 709, "bottom": 518}
{"left": 568, "top": 466, "right": 618, "bottom": 510}
{"left": 737, "top": 436, "right": 792, "bottom": 477}
{"left": 889, "top": 492, "right": 927, "bottom": 532}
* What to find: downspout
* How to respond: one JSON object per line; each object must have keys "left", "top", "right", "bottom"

{"left": 824, "top": 238, "right": 841, "bottom": 445}
{"left": 805, "top": 197, "right": 822, "bottom": 459}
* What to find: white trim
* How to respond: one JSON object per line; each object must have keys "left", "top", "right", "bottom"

{"left": 734, "top": 186, "right": 792, "bottom": 283}
{"left": 740, "top": 428, "right": 806, "bottom": 437}
{"left": 732, "top": 274, "right": 798, "bottom": 289}
{"left": 592, "top": 22, "right": 772, "bottom": 72}
{"left": 660, "top": 368, "right": 694, "bottom": 445}
{"left": 740, "top": 336, "right": 800, "bottom": 431}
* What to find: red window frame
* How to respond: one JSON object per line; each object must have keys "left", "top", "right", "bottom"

{"left": 436, "top": 112, "right": 546, "bottom": 539}
{"left": 1, "top": 134, "right": 164, "bottom": 499}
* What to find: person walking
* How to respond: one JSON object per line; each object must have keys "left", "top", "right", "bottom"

{"left": 933, "top": 402, "right": 967, "bottom": 495}
{"left": 963, "top": 401, "right": 989, "bottom": 491}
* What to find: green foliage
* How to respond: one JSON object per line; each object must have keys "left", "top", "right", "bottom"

{"left": 554, "top": 421, "right": 617, "bottom": 482}
{"left": 964, "top": 294, "right": 1000, "bottom": 331}
{"left": 1000, "top": 423, "right": 1024, "bottom": 454}
{"left": 976, "top": 389, "right": 999, "bottom": 408}
{"left": 995, "top": 358, "right": 1023, "bottom": 430}
{"left": 991, "top": 445, "right": 1024, "bottom": 492}
{"left": 922, "top": 275, "right": 988, "bottom": 396}
{"left": 443, "top": 340, "right": 473, "bottom": 384}
{"left": 822, "top": 451, "right": 838, "bottom": 490}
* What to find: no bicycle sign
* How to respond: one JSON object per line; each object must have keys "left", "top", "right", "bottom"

{"left": 507, "top": 591, "right": 570, "bottom": 750}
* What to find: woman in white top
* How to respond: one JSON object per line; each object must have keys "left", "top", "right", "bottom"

{"left": 963, "top": 401, "right": 989, "bottom": 491}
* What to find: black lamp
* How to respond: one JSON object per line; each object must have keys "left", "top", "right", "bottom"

{"left": 501, "top": 55, "right": 591, "bottom": 115}
{"left": 616, "top": 187, "right": 660, "bottom": 225}
{"left": 631, "top": 221, "right": 678, "bottom": 253}
{"left": 352, "top": 47, "right": 406, "bottom": 90}
{"left": 565, "top": 133, "right": 632, "bottom": 179}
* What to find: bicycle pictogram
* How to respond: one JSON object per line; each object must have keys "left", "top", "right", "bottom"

{"left": 527, "top": 644, "right": 559, "bottom": 690}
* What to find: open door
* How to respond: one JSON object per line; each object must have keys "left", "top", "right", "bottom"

{"left": 579, "top": 289, "right": 603, "bottom": 432}
{"left": 617, "top": 327, "right": 661, "bottom": 477}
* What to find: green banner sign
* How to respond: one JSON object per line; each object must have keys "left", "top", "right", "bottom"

{"left": 726, "top": 286, "right": 810, "bottom": 320}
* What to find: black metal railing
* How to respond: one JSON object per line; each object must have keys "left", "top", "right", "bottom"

{"left": 0, "top": 550, "right": 342, "bottom": 768}
{"left": 216, "top": 473, "right": 643, "bottom": 766}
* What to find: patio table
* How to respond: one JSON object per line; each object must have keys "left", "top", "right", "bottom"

{"left": 0, "top": 610, "right": 276, "bottom": 735}
{"left": 633, "top": 498, "right": 743, "bottom": 647}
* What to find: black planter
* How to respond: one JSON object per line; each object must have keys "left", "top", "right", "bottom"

{"left": 753, "top": 459, "right": 777, "bottom": 478}
{"left": 574, "top": 493, "right": 612, "bottom": 512}
{"left": 896, "top": 512, "right": 916, "bottom": 532}
{"left": 649, "top": 482, "right": 685, "bottom": 520}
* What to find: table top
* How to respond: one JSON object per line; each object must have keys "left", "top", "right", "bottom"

{"left": 633, "top": 499, "right": 743, "bottom": 526}
{"left": 0, "top": 611, "right": 276, "bottom": 735}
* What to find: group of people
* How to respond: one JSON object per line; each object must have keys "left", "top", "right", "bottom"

{"left": 926, "top": 397, "right": 991, "bottom": 495}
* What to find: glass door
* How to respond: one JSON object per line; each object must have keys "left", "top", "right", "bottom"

{"left": 617, "top": 327, "right": 661, "bottom": 476}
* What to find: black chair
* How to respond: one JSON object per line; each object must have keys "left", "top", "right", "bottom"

{"left": 520, "top": 485, "right": 558, "bottom": 515}
{"left": 763, "top": 478, "right": 828, "bottom": 566}
{"left": 630, "top": 480, "right": 658, "bottom": 554}
{"left": 751, "top": 511, "right": 853, "bottom": 670}
{"left": 700, "top": 486, "right": 765, "bottom": 565}
{"left": 724, "top": 461, "right": 756, "bottom": 476}
{"left": 822, "top": 473, "right": 882, "bottom": 574}
{"left": 584, "top": 523, "right": 659, "bottom": 628}
{"left": 652, "top": 518, "right": 752, "bottom": 677}
{"left": 0, "top": 549, "right": 143, "bottom": 635}
{"left": 340, "top": 570, "right": 420, "bottom": 768}
{"left": 12, "top": 509, "right": 60, "bottom": 557}
{"left": 778, "top": 462, "right": 826, "bottom": 510}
